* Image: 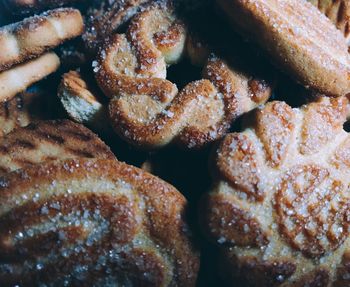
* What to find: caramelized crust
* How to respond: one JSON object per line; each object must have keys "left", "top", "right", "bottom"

{"left": 0, "top": 8, "right": 83, "bottom": 72}
{"left": 309, "top": 0, "right": 350, "bottom": 45}
{"left": 0, "top": 158, "right": 199, "bottom": 286}
{"left": 217, "top": 0, "right": 350, "bottom": 96}
{"left": 95, "top": 4, "right": 272, "bottom": 149}
{"left": 0, "top": 53, "right": 60, "bottom": 103}
{"left": 202, "top": 96, "right": 350, "bottom": 286}
{"left": 0, "top": 120, "right": 115, "bottom": 175}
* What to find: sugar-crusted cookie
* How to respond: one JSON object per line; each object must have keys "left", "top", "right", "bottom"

{"left": 201, "top": 96, "right": 350, "bottom": 286}
{"left": 0, "top": 52, "right": 60, "bottom": 102}
{"left": 0, "top": 8, "right": 83, "bottom": 71}
{"left": 0, "top": 158, "right": 200, "bottom": 286}
{"left": 217, "top": 0, "right": 350, "bottom": 97}
{"left": 95, "top": 4, "right": 272, "bottom": 149}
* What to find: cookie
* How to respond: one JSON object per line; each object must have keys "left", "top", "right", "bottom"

{"left": 58, "top": 71, "right": 108, "bottom": 131}
{"left": 0, "top": 52, "right": 60, "bottom": 103}
{"left": 217, "top": 0, "right": 350, "bottom": 97}
{"left": 0, "top": 119, "right": 115, "bottom": 175}
{"left": 0, "top": 158, "right": 200, "bottom": 286}
{"left": 83, "top": 0, "right": 150, "bottom": 55}
{"left": 201, "top": 96, "right": 350, "bottom": 286}
{"left": 95, "top": 4, "right": 273, "bottom": 149}
{"left": 309, "top": 0, "right": 350, "bottom": 45}
{"left": 0, "top": 8, "right": 83, "bottom": 72}
{"left": 2, "top": 0, "right": 82, "bottom": 15}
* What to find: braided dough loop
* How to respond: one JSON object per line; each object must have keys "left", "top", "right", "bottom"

{"left": 96, "top": 5, "right": 272, "bottom": 149}
{"left": 0, "top": 158, "right": 199, "bottom": 286}
{"left": 202, "top": 96, "right": 350, "bottom": 286}
{"left": 0, "top": 8, "right": 83, "bottom": 72}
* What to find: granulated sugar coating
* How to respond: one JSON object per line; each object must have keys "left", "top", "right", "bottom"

{"left": 95, "top": 3, "right": 273, "bottom": 149}
{"left": 201, "top": 96, "right": 350, "bottom": 286}
{"left": 0, "top": 158, "right": 199, "bottom": 286}
{"left": 217, "top": 0, "right": 350, "bottom": 97}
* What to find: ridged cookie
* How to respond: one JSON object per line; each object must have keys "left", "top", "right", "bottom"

{"left": 202, "top": 96, "right": 350, "bottom": 286}
{"left": 309, "top": 0, "right": 350, "bottom": 45}
{"left": 95, "top": 4, "right": 272, "bottom": 149}
{"left": 217, "top": 0, "right": 350, "bottom": 97}
{"left": 0, "top": 52, "right": 60, "bottom": 102}
{"left": 0, "top": 119, "right": 114, "bottom": 175}
{"left": 0, "top": 8, "right": 83, "bottom": 71}
{"left": 0, "top": 158, "right": 200, "bottom": 286}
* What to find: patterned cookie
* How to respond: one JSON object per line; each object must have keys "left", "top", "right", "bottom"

{"left": 0, "top": 119, "right": 115, "bottom": 175}
{"left": 95, "top": 3, "right": 272, "bottom": 149}
{"left": 0, "top": 158, "right": 200, "bottom": 286}
{"left": 217, "top": 0, "right": 350, "bottom": 97}
{"left": 0, "top": 8, "right": 83, "bottom": 71}
{"left": 201, "top": 96, "right": 350, "bottom": 286}
{"left": 309, "top": 0, "right": 350, "bottom": 45}
{"left": 0, "top": 52, "right": 60, "bottom": 102}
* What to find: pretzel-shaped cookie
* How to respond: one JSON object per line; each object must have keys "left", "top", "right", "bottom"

{"left": 95, "top": 5, "right": 272, "bottom": 149}
{"left": 217, "top": 0, "right": 350, "bottom": 97}
{"left": 0, "top": 158, "right": 200, "bottom": 286}
{"left": 0, "top": 52, "right": 60, "bottom": 103}
{"left": 309, "top": 0, "right": 350, "bottom": 45}
{"left": 0, "top": 8, "right": 83, "bottom": 72}
{"left": 83, "top": 0, "right": 151, "bottom": 55}
{"left": 201, "top": 96, "right": 350, "bottom": 286}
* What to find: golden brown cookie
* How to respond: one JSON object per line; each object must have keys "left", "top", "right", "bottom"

{"left": 0, "top": 8, "right": 83, "bottom": 72}
{"left": 309, "top": 0, "right": 350, "bottom": 45}
{"left": 0, "top": 158, "right": 200, "bottom": 286}
{"left": 95, "top": 4, "right": 272, "bottom": 149}
{"left": 0, "top": 52, "right": 60, "bottom": 102}
{"left": 58, "top": 71, "right": 108, "bottom": 131}
{"left": 83, "top": 0, "right": 151, "bottom": 55}
{"left": 0, "top": 119, "right": 115, "bottom": 174}
{"left": 2, "top": 0, "right": 82, "bottom": 14}
{"left": 217, "top": 0, "right": 350, "bottom": 97}
{"left": 201, "top": 96, "right": 350, "bottom": 286}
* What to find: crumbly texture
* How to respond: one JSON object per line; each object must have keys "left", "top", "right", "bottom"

{"left": 0, "top": 158, "right": 200, "bottom": 286}
{"left": 217, "top": 0, "right": 350, "bottom": 97}
{"left": 0, "top": 53, "right": 60, "bottom": 103}
{"left": 95, "top": 3, "right": 272, "bottom": 149}
{"left": 0, "top": 119, "right": 115, "bottom": 175}
{"left": 308, "top": 0, "right": 350, "bottom": 45}
{"left": 0, "top": 8, "right": 83, "bottom": 71}
{"left": 201, "top": 96, "right": 350, "bottom": 286}
{"left": 58, "top": 71, "right": 108, "bottom": 131}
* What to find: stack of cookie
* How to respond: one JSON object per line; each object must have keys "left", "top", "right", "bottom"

{"left": 1, "top": 0, "right": 350, "bottom": 286}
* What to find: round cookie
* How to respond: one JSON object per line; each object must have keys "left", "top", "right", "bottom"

{"left": 201, "top": 96, "right": 350, "bottom": 286}
{"left": 217, "top": 0, "right": 350, "bottom": 97}
{"left": 0, "top": 158, "right": 200, "bottom": 286}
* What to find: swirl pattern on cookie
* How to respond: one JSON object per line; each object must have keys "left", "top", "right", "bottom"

{"left": 95, "top": 4, "right": 272, "bottom": 149}
{"left": 0, "top": 158, "right": 199, "bottom": 286}
{"left": 0, "top": 8, "right": 83, "bottom": 72}
{"left": 201, "top": 96, "right": 350, "bottom": 286}
{"left": 217, "top": 0, "right": 350, "bottom": 97}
